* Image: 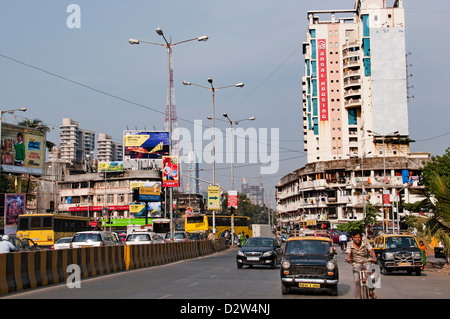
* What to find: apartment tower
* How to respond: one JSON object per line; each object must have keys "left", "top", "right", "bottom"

{"left": 302, "top": 0, "right": 410, "bottom": 163}
{"left": 59, "top": 118, "right": 95, "bottom": 163}
{"left": 97, "top": 133, "right": 123, "bottom": 162}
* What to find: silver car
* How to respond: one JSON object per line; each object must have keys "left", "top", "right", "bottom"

{"left": 164, "top": 231, "right": 191, "bottom": 242}
{"left": 52, "top": 237, "right": 72, "bottom": 250}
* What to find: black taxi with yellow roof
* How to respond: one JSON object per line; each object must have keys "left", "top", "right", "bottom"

{"left": 373, "top": 234, "right": 423, "bottom": 276}
{"left": 280, "top": 236, "right": 339, "bottom": 295}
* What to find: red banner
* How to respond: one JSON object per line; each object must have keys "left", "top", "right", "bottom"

{"left": 227, "top": 190, "right": 238, "bottom": 209}
{"left": 69, "top": 205, "right": 129, "bottom": 212}
{"left": 317, "top": 39, "right": 329, "bottom": 121}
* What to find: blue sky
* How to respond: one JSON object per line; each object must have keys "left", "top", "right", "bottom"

{"left": 1, "top": 0, "right": 449, "bottom": 206}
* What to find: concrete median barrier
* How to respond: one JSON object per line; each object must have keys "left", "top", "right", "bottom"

{"left": 0, "top": 239, "right": 219, "bottom": 295}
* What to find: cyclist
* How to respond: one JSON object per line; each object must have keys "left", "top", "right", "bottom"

{"left": 345, "top": 231, "right": 377, "bottom": 299}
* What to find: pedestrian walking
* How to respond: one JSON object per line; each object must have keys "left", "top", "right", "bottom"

{"left": 419, "top": 240, "right": 428, "bottom": 270}
{"left": 239, "top": 232, "right": 246, "bottom": 247}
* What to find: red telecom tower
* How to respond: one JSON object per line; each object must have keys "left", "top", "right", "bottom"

{"left": 164, "top": 45, "right": 182, "bottom": 190}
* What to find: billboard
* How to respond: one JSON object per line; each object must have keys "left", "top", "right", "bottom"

{"left": 162, "top": 156, "right": 179, "bottom": 187}
{"left": 129, "top": 181, "right": 162, "bottom": 216}
{"left": 123, "top": 131, "right": 169, "bottom": 160}
{"left": 4, "top": 194, "right": 25, "bottom": 234}
{"left": 98, "top": 161, "right": 124, "bottom": 172}
{"left": 1, "top": 123, "right": 46, "bottom": 175}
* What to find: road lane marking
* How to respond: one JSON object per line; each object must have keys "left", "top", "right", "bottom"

{"left": 188, "top": 282, "right": 199, "bottom": 287}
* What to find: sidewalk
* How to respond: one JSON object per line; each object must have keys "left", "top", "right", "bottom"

{"left": 425, "top": 255, "right": 449, "bottom": 277}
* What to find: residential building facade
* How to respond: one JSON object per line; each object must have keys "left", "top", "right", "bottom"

{"left": 97, "top": 133, "right": 123, "bottom": 162}
{"left": 59, "top": 118, "right": 95, "bottom": 163}
{"left": 277, "top": 0, "right": 428, "bottom": 230}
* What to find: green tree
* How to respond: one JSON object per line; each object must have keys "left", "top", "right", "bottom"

{"left": 337, "top": 201, "right": 380, "bottom": 236}
{"left": 421, "top": 147, "right": 450, "bottom": 195}
{"left": 426, "top": 172, "right": 450, "bottom": 261}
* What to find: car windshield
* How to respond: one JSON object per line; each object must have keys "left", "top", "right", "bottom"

{"left": 243, "top": 238, "right": 274, "bottom": 247}
{"left": 127, "top": 234, "right": 151, "bottom": 241}
{"left": 72, "top": 233, "right": 102, "bottom": 242}
{"left": 165, "top": 232, "right": 185, "bottom": 239}
{"left": 56, "top": 238, "right": 72, "bottom": 244}
{"left": 385, "top": 236, "right": 418, "bottom": 249}
{"left": 285, "top": 240, "right": 330, "bottom": 255}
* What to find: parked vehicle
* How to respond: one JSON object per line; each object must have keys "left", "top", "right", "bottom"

{"left": 280, "top": 236, "right": 339, "bottom": 295}
{"left": 236, "top": 236, "right": 281, "bottom": 269}
{"left": 52, "top": 237, "right": 72, "bottom": 250}
{"left": 70, "top": 231, "right": 121, "bottom": 248}
{"left": 373, "top": 234, "right": 423, "bottom": 276}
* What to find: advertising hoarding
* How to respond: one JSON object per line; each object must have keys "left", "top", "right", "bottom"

{"left": 129, "top": 181, "right": 162, "bottom": 216}
{"left": 98, "top": 161, "right": 124, "bottom": 172}
{"left": 1, "top": 123, "right": 45, "bottom": 175}
{"left": 4, "top": 194, "right": 25, "bottom": 234}
{"left": 162, "top": 156, "right": 179, "bottom": 187}
{"left": 123, "top": 131, "right": 169, "bottom": 160}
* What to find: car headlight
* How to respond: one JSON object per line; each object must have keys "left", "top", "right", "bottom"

{"left": 326, "top": 261, "right": 335, "bottom": 271}
{"left": 263, "top": 251, "right": 273, "bottom": 257}
{"left": 281, "top": 261, "right": 291, "bottom": 269}
{"left": 237, "top": 251, "right": 244, "bottom": 257}
{"left": 383, "top": 252, "right": 394, "bottom": 260}
{"left": 413, "top": 252, "right": 421, "bottom": 259}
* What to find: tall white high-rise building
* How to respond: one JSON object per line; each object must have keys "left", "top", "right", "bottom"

{"left": 59, "top": 118, "right": 95, "bottom": 163}
{"left": 276, "top": 0, "right": 429, "bottom": 229}
{"left": 302, "top": 0, "right": 410, "bottom": 163}
{"left": 97, "top": 133, "right": 123, "bottom": 162}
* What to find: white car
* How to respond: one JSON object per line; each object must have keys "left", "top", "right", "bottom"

{"left": 70, "top": 231, "right": 120, "bottom": 248}
{"left": 52, "top": 237, "right": 72, "bottom": 250}
{"left": 125, "top": 231, "right": 163, "bottom": 245}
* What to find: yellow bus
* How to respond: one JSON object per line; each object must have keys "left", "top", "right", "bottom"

{"left": 16, "top": 214, "right": 91, "bottom": 247}
{"left": 185, "top": 214, "right": 252, "bottom": 239}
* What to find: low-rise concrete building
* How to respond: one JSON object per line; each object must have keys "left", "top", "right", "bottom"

{"left": 276, "top": 154, "right": 430, "bottom": 229}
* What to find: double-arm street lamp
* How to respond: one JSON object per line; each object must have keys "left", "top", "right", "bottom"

{"left": 367, "top": 129, "right": 399, "bottom": 233}
{"left": 183, "top": 78, "right": 244, "bottom": 238}
{"left": 129, "top": 28, "right": 208, "bottom": 240}
{"left": 209, "top": 113, "right": 255, "bottom": 190}
{"left": 182, "top": 78, "right": 244, "bottom": 186}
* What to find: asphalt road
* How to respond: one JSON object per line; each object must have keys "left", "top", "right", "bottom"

{"left": 3, "top": 246, "right": 450, "bottom": 300}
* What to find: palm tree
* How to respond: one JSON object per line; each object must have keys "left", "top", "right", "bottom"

{"left": 426, "top": 172, "right": 450, "bottom": 262}
{"left": 17, "top": 118, "right": 55, "bottom": 152}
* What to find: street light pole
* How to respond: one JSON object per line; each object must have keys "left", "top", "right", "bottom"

{"left": 367, "top": 130, "right": 399, "bottom": 233}
{"left": 221, "top": 113, "right": 255, "bottom": 190}
{"left": 220, "top": 113, "right": 254, "bottom": 243}
{"left": 129, "top": 29, "right": 208, "bottom": 240}
{"left": 182, "top": 79, "right": 244, "bottom": 238}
